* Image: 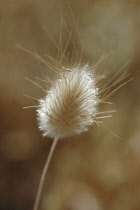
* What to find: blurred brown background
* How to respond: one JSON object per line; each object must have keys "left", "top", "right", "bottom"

{"left": 0, "top": 0, "right": 140, "bottom": 210}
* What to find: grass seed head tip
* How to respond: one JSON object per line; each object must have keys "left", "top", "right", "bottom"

{"left": 37, "top": 65, "right": 99, "bottom": 139}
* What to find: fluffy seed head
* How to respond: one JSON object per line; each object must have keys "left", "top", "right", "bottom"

{"left": 37, "top": 65, "right": 98, "bottom": 139}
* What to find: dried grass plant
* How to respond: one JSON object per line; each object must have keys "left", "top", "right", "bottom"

{"left": 19, "top": 4, "right": 132, "bottom": 210}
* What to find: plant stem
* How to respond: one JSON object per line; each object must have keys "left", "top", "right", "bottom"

{"left": 33, "top": 137, "right": 59, "bottom": 210}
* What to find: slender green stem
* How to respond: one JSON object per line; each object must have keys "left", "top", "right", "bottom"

{"left": 33, "top": 137, "right": 59, "bottom": 210}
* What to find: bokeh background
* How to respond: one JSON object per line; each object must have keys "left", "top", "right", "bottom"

{"left": 0, "top": 0, "right": 140, "bottom": 210}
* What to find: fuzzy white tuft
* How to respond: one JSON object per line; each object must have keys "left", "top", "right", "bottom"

{"left": 37, "top": 65, "right": 98, "bottom": 139}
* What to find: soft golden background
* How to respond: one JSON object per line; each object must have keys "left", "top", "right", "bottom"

{"left": 0, "top": 0, "right": 140, "bottom": 210}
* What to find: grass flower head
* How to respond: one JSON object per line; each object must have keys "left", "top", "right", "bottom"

{"left": 37, "top": 64, "right": 98, "bottom": 139}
